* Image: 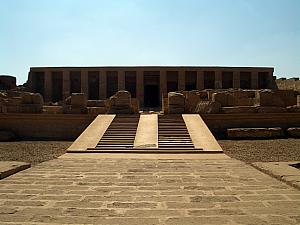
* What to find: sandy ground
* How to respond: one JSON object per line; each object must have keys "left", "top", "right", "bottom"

{"left": 0, "top": 139, "right": 299, "bottom": 165}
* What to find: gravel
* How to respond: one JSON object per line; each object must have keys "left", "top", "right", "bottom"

{"left": 219, "top": 138, "right": 300, "bottom": 163}
{"left": 0, "top": 141, "right": 72, "bottom": 165}
{"left": 0, "top": 139, "right": 299, "bottom": 165}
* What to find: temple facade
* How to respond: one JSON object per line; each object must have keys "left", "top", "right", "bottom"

{"left": 27, "top": 66, "right": 275, "bottom": 107}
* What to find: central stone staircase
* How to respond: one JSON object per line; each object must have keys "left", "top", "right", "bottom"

{"left": 94, "top": 115, "right": 139, "bottom": 150}
{"left": 158, "top": 115, "right": 195, "bottom": 150}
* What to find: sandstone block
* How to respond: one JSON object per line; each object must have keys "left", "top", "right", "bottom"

{"left": 63, "top": 105, "right": 87, "bottom": 114}
{"left": 212, "top": 92, "right": 227, "bottom": 106}
{"left": 22, "top": 92, "right": 44, "bottom": 105}
{"left": 107, "top": 91, "right": 133, "bottom": 114}
{"left": 297, "top": 95, "right": 300, "bottom": 106}
{"left": 255, "top": 90, "right": 285, "bottom": 107}
{"left": 222, "top": 106, "right": 257, "bottom": 114}
{"left": 195, "top": 101, "right": 221, "bottom": 114}
{"left": 168, "top": 92, "right": 185, "bottom": 106}
{"left": 7, "top": 97, "right": 22, "bottom": 106}
{"left": 0, "top": 130, "right": 16, "bottom": 141}
{"left": 71, "top": 93, "right": 87, "bottom": 107}
{"left": 227, "top": 127, "right": 284, "bottom": 139}
{"left": 6, "top": 105, "right": 20, "bottom": 113}
{"left": 287, "top": 128, "right": 300, "bottom": 138}
{"left": 185, "top": 91, "right": 201, "bottom": 113}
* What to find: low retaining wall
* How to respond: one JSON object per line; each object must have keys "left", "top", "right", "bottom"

{"left": 0, "top": 113, "right": 300, "bottom": 140}
{"left": 0, "top": 113, "right": 96, "bottom": 140}
{"left": 203, "top": 113, "right": 300, "bottom": 138}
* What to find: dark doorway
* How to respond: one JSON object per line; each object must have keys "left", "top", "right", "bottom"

{"left": 88, "top": 71, "right": 99, "bottom": 100}
{"left": 51, "top": 71, "right": 63, "bottom": 102}
{"left": 240, "top": 72, "right": 251, "bottom": 89}
{"left": 144, "top": 85, "right": 160, "bottom": 107}
{"left": 70, "top": 71, "right": 81, "bottom": 94}
{"left": 125, "top": 71, "right": 136, "bottom": 97}
{"left": 144, "top": 71, "right": 160, "bottom": 108}
{"left": 222, "top": 72, "right": 233, "bottom": 89}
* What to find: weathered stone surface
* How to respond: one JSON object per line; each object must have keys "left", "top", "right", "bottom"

{"left": 287, "top": 127, "right": 300, "bottom": 138}
{"left": 222, "top": 106, "right": 257, "bottom": 114}
{"left": 227, "top": 127, "right": 284, "bottom": 139}
{"left": 212, "top": 90, "right": 255, "bottom": 107}
{"left": 255, "top": 90, "right": 285, "bottom": 107}
{"left": 297, "top": 95, "right": 300, "bottom": 106}
{"left": 195, "top": 101, "right": 221, "bottom": 114}
{"left": 22, "top": 92, "right": 44, "bottom": 105}
{"left": 286, "top": 105, "right": 300, "bottom": 113}
{"left": 185, "top": 91, "right": 202, "bottom": 113}
{"left": 168, "top": 92, "right": 185, "bottom": 114}
{"left": 107, "top": 91, "right": 133, "bottom": 114}
{"left": 1, "top": 155, "right": 299, "bottom": 224}
{"left": 63, "top": 105, "right": 87, "bottom": 114}
{"left": 71, "top": 93, "right": 87, "bottom": 108}
{"left": 0, "top": 130, "right": 16, "bottom": 141}
{"left": 257, "top": 106, "right": 287, "bottom": 113}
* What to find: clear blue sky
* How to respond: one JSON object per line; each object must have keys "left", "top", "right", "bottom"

{"left": 1, "top": 0, "right": 300, "bottom": 84}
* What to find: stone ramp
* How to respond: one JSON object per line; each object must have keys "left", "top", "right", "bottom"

{"left": 0, "top": 153, "right": 299, "bottom": 224}
{"left": 183, "top": 114, "right": 223, "bottom": 152}
{"left": 68, "top": 114, "right": 222, "bottom": 153}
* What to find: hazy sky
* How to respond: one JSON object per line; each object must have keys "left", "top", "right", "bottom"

{"left": 1, "top": 0, "right": 300, "bottom": 84}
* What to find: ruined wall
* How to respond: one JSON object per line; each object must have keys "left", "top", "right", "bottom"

{"left": 276, "top": 78, "right": 300, "bottom": 92}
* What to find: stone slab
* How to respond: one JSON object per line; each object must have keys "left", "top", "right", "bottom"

{"left": 134, "top": 114, "right": 158, "bottom": 148}
{"left": 182, "top": 114, "right": 222, "bottom": 151}
{"left": 0, "top": 161, "right": 30, "bottom": 179}
{"left": 1, "top": 155, "right": 299, "bottom": 224}
{"left": 67, "top": 115, "right": 115, "bottom": 151}
{"left": 253, "top": 161, "right": 300, "bottom": 190}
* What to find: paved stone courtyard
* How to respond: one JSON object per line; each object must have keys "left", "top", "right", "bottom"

{"left": 0, "top": 154, "right": 300, "bottom": 224}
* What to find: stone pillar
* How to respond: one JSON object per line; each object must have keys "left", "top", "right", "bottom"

{"left": 136, "top": 70, "right": 144, "bottom": 107}
{"left": 178, "top": 70, "right": 185, "bottom": 91}
{"left": 215, "top": 71, "right": 222, "bottom": 89}
{"left": 233, "top": 71, "right": 240, "bottom": 89}
{"left": 81, "top": 70, "right": 88, "bottom": 97}
{"left": 267, "top": 71, "right": 274, "bottom": 89}
{"left": 44, "top": 70, "right": 52, "bottom": 102}
{"left": 62, "top": 70, "right": 70, "bottom": 100}
{"left": 160, "top": 70, "right": 167, "bottom": 96}
{"left": 99, "top": 70, "right": 107, "bottom": 100}
{"left": 197, "top": 70, "right": 204, "bottom": 90}
{"left": 251, "top": 71, "right": 259, "bottom": 89}
{"left": 118, "top": 70, "right": 125, "bottom": 90}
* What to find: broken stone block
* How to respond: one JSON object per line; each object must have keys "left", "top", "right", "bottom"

{"left": 22, "top": 92, "right": 44, "bottom": 105}
{"left": 185, "top": 91, "right": 202, "bottom": 113}
{"left": 287, "top": 128, "right": 300, "bottom": 138}
{"left": 71, "top": 93, "right": 87, "bottom": 108}
{"left": 195, "top": 101, "right": 221, "bottom": 114}
{"left": 227, "top": 127, "right": 284, "bottom": 139}
{"left": 107, "top": 91, "right": 133, "bottom": 114}
{"left": 297, "top": 95, "right": 300, "bottom": 106}
{"left": 255, "top": 90, "right": 285, "bottom": 107}
{"left": 168, "top": 92, "right": 185, "bottom": 114}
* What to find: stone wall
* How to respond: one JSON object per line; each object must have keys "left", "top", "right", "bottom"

{"left": 276, "top": 78, "right": 300, "bottom": 92}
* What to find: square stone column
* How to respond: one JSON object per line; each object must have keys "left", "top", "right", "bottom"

{"left": 178, "top": 70, "right": 185, "bottom": 91}
{"left": 160, "top": 70, "right": 167, "bottom": 98}
{"left": 44, "top": 70, "right": 52, "bottom": 102}
{"left": 266, "top": 71, "right": 274, "bottom": 89}
{"left": 136, "top": 70, "right": 144, "bottom": 107}
{"left": 197, "top": 70, "right": 204, "bottom": 90}
{"left": 251, "top": 71, "right": 259, "bottom": 89}
{"left": 62, "top": 70, "right": 70, "bottom": 100}
{"left": 233, "top": 71, "right": 240, "bottom": 89}
{"left": 81, "top": 70, "right": 88, "bottom": 97}
{"left": 215, "top": 71, "right": 222, "bottom": 89}
{"left": 99, "top": 70, "right": 107, "bottom": 100}
{"left": 118, "top": 70, "right": 125, "bottom": 91}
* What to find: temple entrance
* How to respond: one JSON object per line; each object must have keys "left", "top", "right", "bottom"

{"left": 144, "top": 84, "right": 160, "bottom": 108}
{"left": 143, "top": 71, "right": 160, "bottom": 109}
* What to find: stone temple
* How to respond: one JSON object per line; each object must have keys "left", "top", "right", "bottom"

{"left": 27, "top": 66, "right": 275, "bottom": 108}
